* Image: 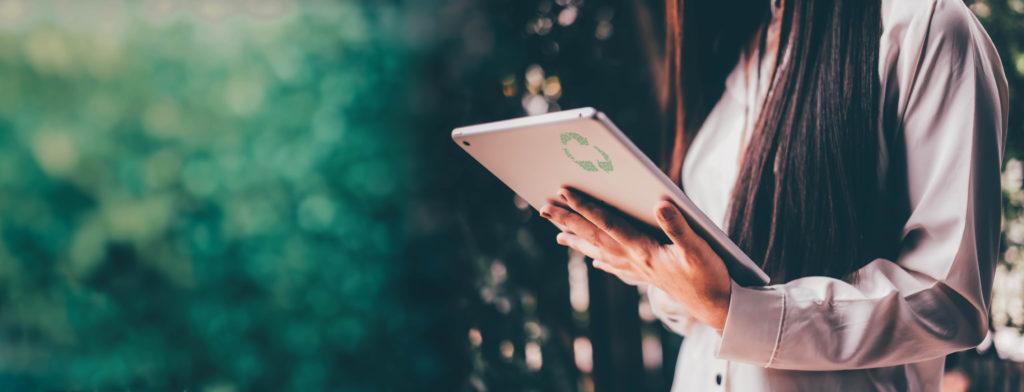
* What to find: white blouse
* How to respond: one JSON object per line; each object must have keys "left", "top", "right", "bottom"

{"left": 648, "top": 0, "right": 1009, "bottom": 390}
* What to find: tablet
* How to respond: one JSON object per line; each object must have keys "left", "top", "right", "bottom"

{"left": 452, "top": 107, "right": 769, "bottom": 286}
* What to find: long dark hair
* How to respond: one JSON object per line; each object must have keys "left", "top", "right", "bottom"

{"left": 665, "top": 0, "right": 899, "bottom": 283}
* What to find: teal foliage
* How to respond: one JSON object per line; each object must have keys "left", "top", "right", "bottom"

{"left": 0, "top": 1, "right": 430, "bottom": 390}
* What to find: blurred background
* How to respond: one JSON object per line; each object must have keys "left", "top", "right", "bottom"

{"left": 0, "top": 0, "right": 1019, "bottom": 391}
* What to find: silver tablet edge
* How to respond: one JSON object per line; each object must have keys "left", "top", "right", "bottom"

{"left": 451, "top": 107, "right": 598, "bottom": 140}
{"left": 450, "top": 108, "right": 770, "bottom": 285}
{"left": 593, "top": 112, "right": 771, "bottom": 285}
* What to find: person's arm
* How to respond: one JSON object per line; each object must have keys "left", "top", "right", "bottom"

{"left": 648, "top": 284, "right": 697, "bottom": 336}
{"left": 716, "top": 2, "right": 1009, "bottom": 370}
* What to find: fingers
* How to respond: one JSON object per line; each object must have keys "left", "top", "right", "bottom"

{"left": 556, "top": 232, "right": 633, "bottom": 271}
{"left": 541, "top": 204, "right": 623, "bottom": 250}
{"left": 654, "top": 200, "right": 697, "bottom": 252}
{"left": 559, "top": 188, "right": 652, "bottom": 250}
{"left": 555, "top": 232, "right": 616, "bottom": 262}
{"left": 592, "top": 259, "right": 644, "bottom": 286}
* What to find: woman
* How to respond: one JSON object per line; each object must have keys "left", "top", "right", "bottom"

{"left": 539, "top": 0, "right": 1008, "bottom": 390}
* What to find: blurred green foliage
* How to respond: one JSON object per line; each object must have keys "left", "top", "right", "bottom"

{"left": 0, "top": 1, "right": 442, "bottom": 390}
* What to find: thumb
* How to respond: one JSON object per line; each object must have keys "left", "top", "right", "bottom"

{"left": 654, "top": 200, "right": 696, "bottom": 252}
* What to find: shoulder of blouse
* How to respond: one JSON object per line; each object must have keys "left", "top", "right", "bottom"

{"left": 880, "top": 0, "right": 1005, "bottom": 130}
{"left": 884, "top": 0, "right": 993, "bottom": 57}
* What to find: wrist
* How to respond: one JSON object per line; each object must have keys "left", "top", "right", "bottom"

{"left": 713, "top": 280, "right": 735, "bottom": 331}
{"left": 710, "top": 290, "right": 731, "bottom": 332}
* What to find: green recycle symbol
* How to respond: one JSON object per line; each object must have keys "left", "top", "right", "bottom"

{"left": 560, "top": 132, "right": 613, "bottom": 173}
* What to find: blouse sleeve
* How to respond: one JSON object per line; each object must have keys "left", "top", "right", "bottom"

{"left": 716, "top": 0, "right": 1009, "bottom": 370}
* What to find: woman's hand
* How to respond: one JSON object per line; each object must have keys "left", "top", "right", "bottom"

{"left": 540, "top": 188, "right": 733, "bottom": 331}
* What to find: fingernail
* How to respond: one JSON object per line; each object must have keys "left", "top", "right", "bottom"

{"left": 558, "top": 191, "right": 568, "bottom": 202}
{"left": 657, "top": 203, "right": 674, "bottom": 217}
{"left": 657, "top": 206, "right": 671, "bottom": 217}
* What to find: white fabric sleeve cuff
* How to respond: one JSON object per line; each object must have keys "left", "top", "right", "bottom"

{"left": 716, "top": 281, "right": 786, "bottom": 367}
